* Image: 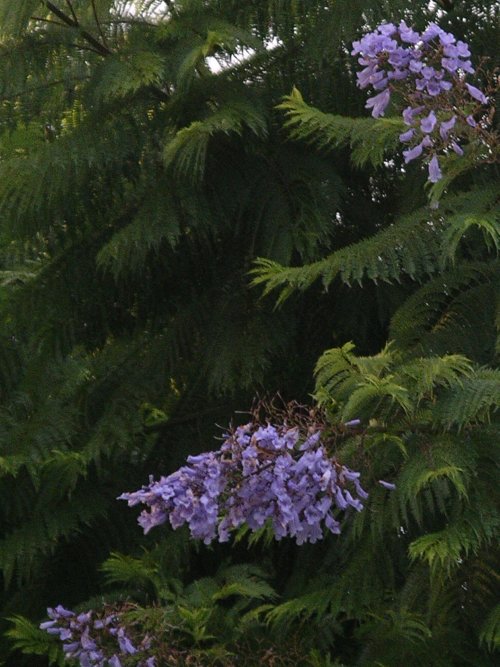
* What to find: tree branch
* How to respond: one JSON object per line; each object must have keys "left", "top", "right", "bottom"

{"left": 42, "top": 2, "right": 170, "bottom": 102}
{"left": 44, "top": 1, "right": 111, "bottom": 56}
{"left": 64, "top": 0, "right": 78, "bottom": 24}
{"left": 91, "top": 0, "right": 109, "bottom": 49}
{"left": 30, "top": 15, "right": 66, "bottom": 27}
{"left": 0, "top": 76, "right": 90, "bottom": 102}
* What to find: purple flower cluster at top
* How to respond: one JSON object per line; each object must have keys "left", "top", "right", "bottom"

{"left": 119, "top": 422, "right": 369, "bottom": 545}
{"left": 40, "top": 605, "right": 155, "bottom": 667}
{"left": 352, "top": 21, "right": 490, "bottom": 182}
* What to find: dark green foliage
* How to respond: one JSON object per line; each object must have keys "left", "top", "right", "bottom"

{"left": 0, "top": 1, "right": 498, "bottom": 666}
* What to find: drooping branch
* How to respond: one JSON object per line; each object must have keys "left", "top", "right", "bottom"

{"left": 30, "top": 15, "right": 66, "bottom": 27}
{"left": 44, "top": 1, "right": 111, "bottom": 56}
{"left": 42, "top": 1, "right": 169, "bottom": 101}
{"left": 91, "top": 0, "right": 109, "bottom": 49}
{"left": 64, "top": 0, "right": 78, "bottom": 24}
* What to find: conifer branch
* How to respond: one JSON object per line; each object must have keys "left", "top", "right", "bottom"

{"left": 64, "top": 0, "right": 78, "bottom": 24}
{"left": 43, "top": 1, "right": 169, "bottom": 101}
{"left": 0, "top": 76, "right": 90, "bottom": 102}
{"left": 44, "top": 1, "right": 110, "bottom": 56}
{"left": 30, "top": 15, "right": 66, "bottom": 27}
{"left": 91, "top": 0, "right": 108, "bottom": 49}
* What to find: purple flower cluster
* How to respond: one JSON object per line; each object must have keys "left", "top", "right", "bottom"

{"left": 119, "top": 423, "right": 369, "bottom": 545}
{"left": 40, "top": 605, "right": 155, "bottom": 667}
{"left": 352, "top": 21, "right": 490, "bottom": 181}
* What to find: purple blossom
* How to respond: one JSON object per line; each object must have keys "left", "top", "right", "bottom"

{"left": 438, "top": 31, "right": 456, "bottom": 47}
{"left": 465, "top": 83, "right": 488, "bottom": 104}
{"left": 398, "top": 20, "right": 419, "bottom": 44}
{"left": 420, "top": 111, "right": 437, "bottom": 134}
{"left": 455, "top": 40, "right": 471, "bottom": 58}
{"left": 114, "top": 628, "right": 137, "bottom": 655}
{"left": 421, "top": 66, "right": 436, "bottom": 81}
{"left": 421, "top": 23, "right": 444, "bottom": 43}
{"left": 378, "top": 480, "right": 397, "bottom": 491}
{"left": 353, "top": 21, "right": 492, "bottom": 184}
{"left": 403, "top": 105, "right": 424, "bottom": 126}
{"left": 378, "top": 22, "right": 397, "bottom": 37}
{"left": 428, "top": 155, "right": 442, "bottom": 183}
{"left": 403, "top": 142, "right": 423, "bottom": 163}
{"left": 344, "top": 418, "right": 361, "bottom": 427}
{"left": 365, "top": 88, "right": 391, "bottom": 117}
{"left": 409, "top": 59, "right": 423, "bottom": 73}
{"left": 40, "top": 606, "right": 153, "bottom": 667}
{"left": 425, "top": 80, "right": 442, "bottom": 96}
{"left": 388, "top": 68, "right": 408, "bottom": 81}
{"left": 439, "top": 115, "right": 456, "bottom": 140}
{"left": 120, "top": 422, "right": 369, "bottom": 546}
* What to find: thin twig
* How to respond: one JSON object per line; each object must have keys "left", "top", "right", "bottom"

{"left": 0, "top": 76, "right": 90, "bottom": 103}
{"left": 91, "top": 0, "right": 109, "bottom": 49}
{"left": 67, "top": 42, "right": 105, "bottom": 55}
{"left": 45, "top": 1, "right": 110, "bottom": 56}
{"left": 64, "top": 0, "right": 78, "bottom": 24}
{"left": 99, "top": 18, "right": 159, "bottom": 27}
{"left": 30, "top": 15, "right": 66, "bottom": 27}
{"left": 42, "top": 1, "right": 170, "bottom": 101}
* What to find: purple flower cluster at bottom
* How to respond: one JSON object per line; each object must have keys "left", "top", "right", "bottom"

{"left": 119, "top": 422, "right": 369, "bottom": 545}
{"left": 40, "top": 605, "right": 155, "bottom": 667}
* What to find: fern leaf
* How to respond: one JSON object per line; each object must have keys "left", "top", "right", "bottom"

{"left": 96, "top": 183, "right": 182, "bottom": 278}
{"left": 389, "top": 262, "right": 495, "bottom": 351}
{"left": 101, "top": 552, "right": 160, "bottom": 590}
{"left": 443, "top": 210, "right": 500, "bottom": 268}
{"left": 93, "top": 49, "right": 166, "bottom": 101}
{"left": 399, "top": 354, "right": 473, "bottom": 401}
{"left": 433, "top": 369, "right": 500, "bottom": 428}
{"left": 0, "top": 1, "right": 41, "bottom": 38}
{"left": 5, "top": 615, "right": 64, "bottom": 665}
{"left": 164, "top": 96, "right": 267, "bottom": 181}
{"left": 277, "top": 87, "right": 404, "bottom": 168}
{"left": 251, "top": 207, "right": 443, "bottom": 302}
{"left": 409, "top": 507, "right": 500, "bottom": 574}
{"left": 480, "top": 604, "right": 500, "bottom": 650}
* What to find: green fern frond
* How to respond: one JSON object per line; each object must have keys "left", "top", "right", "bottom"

{"left": 342, "top": 376, "right": 412, "bottom": 421}
{"left": 361, "top": 608, "right": 432, "bottom": 644}
{"left": 266, "top": 588, "right": 335, "bottom": 626}
{"left": 408, "top": 507, "right": 500, "bottom": 574}
{"left": 5, "top": 615, "right": 64, "bottom": 666}
{"left": 100, "top": 552, "right": 160, "bottom": 590}
{"left": 314, "top": 342, "right": 413, "bottom": 419}
{"left": 96, "top": 182, "right": 182, "bottom": 278}
{"left": 397, "top": 437, "right": 477, "bottom": 525}
{"left": 433, "top": 369, "right": 500, "bottom": 428}
{"left": 480, "top": 604, "right": 500, "bottom": 651}
{"left": 0, "top": 1, "right": 42, "bottom": 38}
{"left": 440, "top": 184, "right": 500, "bottom": 264}
{"left": 0, "top": 115, "right": 142, "bottom": 237}
{"left": 163, "top": 96, "right": 267, "bottom": 181}
{"left": 212, "top": 578, "right": 277, "bottom": 603}
{"left": 313, "top": 342, "right": 364, "bottom": 404}
{"left": 251, "top": 183, "right": 498, "bottom": 306}
{"left": 277, "top": 87, "right": 404, "bottom": 168}
{"left": 389, "top": 262, "right": 495, "bottom": 351}
{"left": 92, "top": 49, "right": 166, "bottom": 101}
{"left": 0, "top": 487, "right": 109, "bottom": 586}
{"left": 251, "top": 208, "right": 443, "bottom": 303}
{"left": 399, "top": 355, "right": 473, "bottom": 401}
